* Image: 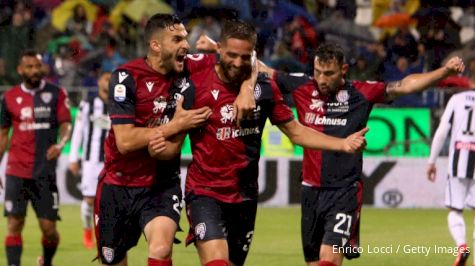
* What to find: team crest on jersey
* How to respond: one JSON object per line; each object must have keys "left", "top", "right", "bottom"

{"left": 254, "top": 84, "right": 261, "bottom": 100}
{"left": 153, "top": 96, "right": 167, "bottom": 114}
{"left": 40, "top": 92, "right": 52, "bottom": 104}
{"left": 309, "top": 99, "right": 325, "bottom": 112}
{"left": 16, "top": 97, "right": 22, "bottom": 104}
{"left": 102, "top": 247, "right": 114, "bottom": 263}
{"left": 195, "top": 223, "right": 207, "bottom": 240}
{"left": 220, "top": 104, "right": 234, "bottom": 124}
{"left": 174, "top": 77, "right": 190, "bottom": 92}
{"left": 336, "top": 90, "right": 349, "bottom": 102}
{"left": 114, "top": 84, "right": 126, "bottom": 102}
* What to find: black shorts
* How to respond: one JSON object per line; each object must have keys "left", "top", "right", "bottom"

{"left": 301, "top": 181, "right": 362, "bottom": 262}
{"left": 95, "top": 177, "right": 182, "bottom": 265}
{"left": 3, "top": 175, "right": 60, "bottom": 221}
{"left": 185, "top": 194, "right": 257, "bottom": 266}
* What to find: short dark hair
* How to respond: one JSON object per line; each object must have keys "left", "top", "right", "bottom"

{"left": 315, "top": 43, "right": 346, "bottom": 66}
{"left": 144, "top": 13, "right": 182, "bottom": 43}
{"left": 19, "top": 49, "right": 41, "bottom": 64}
{"left": 220, "top": 19, "right": 257, "bottom": 47}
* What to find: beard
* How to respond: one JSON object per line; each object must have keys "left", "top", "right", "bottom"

{"left": 22, "top": 73, "right": 43, "bottom": 88}
{"left": 220, "top": 60, "right": 251, "bottom": 85}
{"left": 160, "top": 50, "right": 175, "bottom": 74}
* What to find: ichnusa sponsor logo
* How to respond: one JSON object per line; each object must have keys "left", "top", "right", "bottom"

{"left": 305, "top": 113, "right": 347, "bottom": 126}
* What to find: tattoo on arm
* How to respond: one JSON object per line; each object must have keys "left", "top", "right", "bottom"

{"left": 386, "top": 80, "right": 402, "bottom": 92}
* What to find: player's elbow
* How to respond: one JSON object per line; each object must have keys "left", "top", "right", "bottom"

{"left": 116, "top": 141, "right": 132, "bottom": 155}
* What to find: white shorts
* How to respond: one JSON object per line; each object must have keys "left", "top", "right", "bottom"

{"left": 445, "top": 176, "right": 475, "bottom": 210}
{"left": 81, "top": 161, "right": 103, "bottom": 197}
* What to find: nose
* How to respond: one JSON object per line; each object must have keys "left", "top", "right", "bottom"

{"left": 233, "top": 58, "right": 243, "bottom": 68}
{"left": 182, "top": 40, "right": 190, "bottom": 51}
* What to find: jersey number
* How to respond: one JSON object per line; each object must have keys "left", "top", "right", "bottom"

{"left": 463, "top": 106, "right": 474, "bottom": 136}
{"left": 242, "top": 230, "right": 254, "bottom": 252}
{"left": 333, "top": 213, "right": 352, "bottom": 236}
{"left": 172, "top": 195, "right": 182, "bottom": 215}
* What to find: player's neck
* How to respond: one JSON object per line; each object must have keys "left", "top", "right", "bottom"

{"left": 145, "top": 54, "right": 168, "bottom": 76}
{"left": 215, "top": 65, "right": 241, "bottom": 89}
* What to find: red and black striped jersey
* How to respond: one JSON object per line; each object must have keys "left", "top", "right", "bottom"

{"left": 0, "top": 81, "right": 71, "bottom": 179}
{"left": 185, "top": 67, "right": 294, "bottom": 203}
{"left": 274, "top": 72, "right": 387, "bottom": 188}
{"left": 104, "top": 54, "right": 216, "bottom": 187}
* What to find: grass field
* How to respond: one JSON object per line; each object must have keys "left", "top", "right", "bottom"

{"left": 0, "top": 205, "right": 470, "bottom": 265}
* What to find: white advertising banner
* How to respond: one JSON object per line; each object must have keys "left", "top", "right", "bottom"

{"left": 0, "top": 155, "right": 450, "bottom": 208}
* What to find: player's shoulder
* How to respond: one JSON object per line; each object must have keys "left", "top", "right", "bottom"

{"left": 3, "top": 84, "right": 21, "bottom": 98}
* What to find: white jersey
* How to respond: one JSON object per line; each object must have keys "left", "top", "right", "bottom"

{"left": 69, "top": 96, "right": 110, "bottom": 164}
{"left": 429, "top": 90, "right": 475, "bottom": 178}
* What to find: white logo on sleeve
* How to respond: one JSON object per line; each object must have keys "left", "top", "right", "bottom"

{"left": 211, "top": 89, "right": 219, "bottom": 100}
{"left": 113, "top": 84, "right": 126, "bottom": 102}
{"left": 16, "top": 97, "right": 22, "bottom": 104}
{"left": 146, "top": 82, "right": 154, "bottom": 92}
{"left": 186, "top": 54, "right": 205, "bottom": 61}
{"left": 254, "top": 84, "right": 261, "bottom": 100}
{"left": 118, "top": 72, "right": 128, "bottom": 83}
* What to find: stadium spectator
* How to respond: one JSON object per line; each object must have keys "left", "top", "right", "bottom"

{"left": 95, "top": 13, "right": 255, "bottom": 266}
{"left": 258, "top": 43, "right": 465, "bottom": 266}
{"left": 162, "top": 19, "right": 368, "bottom": 266}
{"left": 0, "top": 50, "right": 72, "bottom": 266}
{"left": 68, "top": 71, "right": 111, "bottom": 249}
{"left": 427, "top": 88, "right": 475, "bottom": 266}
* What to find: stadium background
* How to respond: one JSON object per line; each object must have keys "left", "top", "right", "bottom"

{"left": 1, "top": 0, "right": 474, "bottom": 264}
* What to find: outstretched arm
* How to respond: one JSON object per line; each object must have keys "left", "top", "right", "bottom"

{"left": 278, "top": 120, "right": 368, "bottom": 153}
{"left": 386, "top": 56, "right": 465, "bottom": 101}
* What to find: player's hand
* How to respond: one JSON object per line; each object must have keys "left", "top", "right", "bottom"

{"left": 173, "top": 96, "right": 212, "bottom": 131}
{"left": 196, "top": 34, "right": 218, "bottom": 52}
{"left": 233, "top": 51, "right": 257, "bottom": 126}
{"left": 427, "top": 163, "right": 437, "bottom": 182}
{"left": 444, "top": 56, "right": 465, "bottom": 75}
{"left": 342, "top": 127, "right": 369, "bottom": 153}
{"left": 148, "top": 130, "right": 167, "bottom": 156}
{"left": 68, "top": 162, "right": 80, "bottom": 176}
{"left": 46, "top": 144, "right": 62, "bottom": 160}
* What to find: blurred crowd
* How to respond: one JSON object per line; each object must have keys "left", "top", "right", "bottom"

{"left": 1, "top": 0, "right": 475, "bottom": 107}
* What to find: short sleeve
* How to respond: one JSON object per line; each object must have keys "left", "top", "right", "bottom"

{"left": 57, "top": 88, "right": 72, "bottom": 123}
{"left": 185, "top": 53, "right": 217, "bottom": 74}
{"left": 274, "top": 71, "right": 312, "bottom": 94}
{"left": 268, "top": 79, "right": 294, "bottom": 125}
{"left": 352, "top": 80, "right": 387, "bottom": 104}
{"left": 109, "top": 69, "right": 136, "bottom": 124}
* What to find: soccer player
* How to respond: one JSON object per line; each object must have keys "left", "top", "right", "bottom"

{"left": 149, "top": 20, "right": 368, "bottom": 266}
{"left": 95, "top": 14, "right": 256, "bottom": 266}
{"left": 0, "top": 50, "right": 72, "bottom": 266}
{"left": 427, "top": 89, "right": 475, "bottom": 266}
{"left": 68, "top": 71, "right": 111, "bottom": 249}
{"left": 258, "top": 44, "right": 465, "bottom": 266}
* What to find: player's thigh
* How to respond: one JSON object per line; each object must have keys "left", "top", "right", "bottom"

{"left": 30, "top": 178, "right": 60, "bottom": 221}
{"left": 225, "top": 200, "right": 258, "bottom": 266}
{"left": 446, "top": 176, "right": 469, "bottom": 210}
{"left": 4, "top": 175, "right": 29, "bottom": 217}
{"left": 322, "top": 182, "right": 362, "bottom": 260}
{"left": 300, "top": 185, "right": 326, "bottom": 262}
{"left": 141, "top": 181, "right": 182, "bottom": 252}
{"left": 185, "top": 194, "right": 227, "bottom": 245}
{"left": 81, "top": 161, "right": 103, "bottom": 197}
{"left": 95, "top": 182, "right": 141, "bottom": 265}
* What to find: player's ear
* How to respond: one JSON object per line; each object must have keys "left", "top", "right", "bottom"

{"left": 216, "top": 42, "right": 222, "bottom": 54}
{"left": 150, "top": 39, "right": 161, "bottom": 53}
{"left": 341, "top": 63, "right": 349, "bottom": 76}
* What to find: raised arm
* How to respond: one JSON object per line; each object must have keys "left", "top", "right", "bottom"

{"left": 386, "top": 56, "right": 465, "bottom": 101}
{"left": 278, "top": 119, "right": 368, "bottom": 153}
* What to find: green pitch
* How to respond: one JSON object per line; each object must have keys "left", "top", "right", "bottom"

{"left": 0, "top": 206, "right": 468, "bottom": 265}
